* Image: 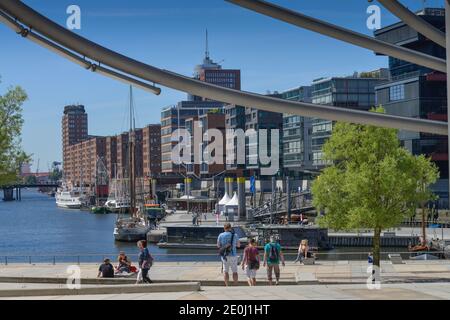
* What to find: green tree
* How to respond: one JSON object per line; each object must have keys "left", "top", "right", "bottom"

{"left": 23, "top": 175, "right": 37, "bottom": 185}
{"left": 0, "top": 81, "right": 29, "bottom": 186}
{"left": 312, "top": 107, "right": 439, "bottom": 268}
{"left": 49, "top": 163, "right": 63, "bottom": 183}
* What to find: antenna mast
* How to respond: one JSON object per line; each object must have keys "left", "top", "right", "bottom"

{"left": 205, "top": 29, "right": 209, "bottom": 59}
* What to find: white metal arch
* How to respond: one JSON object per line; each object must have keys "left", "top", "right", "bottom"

{"left": 0, "top": 0, "right": 447, "bottom": 136}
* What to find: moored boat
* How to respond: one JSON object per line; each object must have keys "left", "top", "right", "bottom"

{"left": 113, "top": 86, "right": 152, "bottom": 242}
{"left": 55, "top": 189, "right": 85, "bottom": 209}
{"left": 91, "top": 206, "right": 111, "bottom": 214}
{"left": 105, "top": 198, "right": 131, "bottom": 213}
{"left": 114, "top": 216, "right": 151, "bottom": 242}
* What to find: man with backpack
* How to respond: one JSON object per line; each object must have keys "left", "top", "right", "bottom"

{"left": 217, "top": 222, "right": 240, "bottom": 286}
{"left": 263, "top": 235, "right": 285, "bottom": 285}
{"left": 137, "top": 240, "right": 154, "bottom": 284}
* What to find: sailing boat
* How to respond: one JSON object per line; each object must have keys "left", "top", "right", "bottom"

{"left": 91, "top": 157, "right": 111, "bottom": 214}
{"left": 105, "top": 165, "right": 130, "bottom": 213}
{"left": 113, "top": 86, "right": 152, "bottom": 242}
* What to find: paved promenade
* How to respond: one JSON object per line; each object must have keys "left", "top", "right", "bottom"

{"left": 1, "top": 261, "right": 450, "bottom": 299}
{"left": 2, "top": 283, "right": 450, "bottom": 300}
{"left": 1, "top": 260, "right": 450, "bottom": 285}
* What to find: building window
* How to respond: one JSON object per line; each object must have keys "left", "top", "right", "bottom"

{"left": 389, "top": 84, "right": 405, "bottom": 101}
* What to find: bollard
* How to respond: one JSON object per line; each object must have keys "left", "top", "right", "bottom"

{"left": 53, "top": 256, "right": 56, "bottom": 265}
{"left": 5, "top": 256, "right": 7, "bottom": 266}
{"left": 29, "top": 256, "right": 32, "bottom": 264}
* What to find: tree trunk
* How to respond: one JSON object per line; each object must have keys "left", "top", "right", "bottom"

{"left": 373, "top": 227, "right": 381, "bottom": 268}
{"left": 421, "top": 203, "right": 426, "bottom": 245}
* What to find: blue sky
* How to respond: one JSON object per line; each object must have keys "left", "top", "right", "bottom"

{"left": 0, "top": 0, "right": 444, "bottom": 171}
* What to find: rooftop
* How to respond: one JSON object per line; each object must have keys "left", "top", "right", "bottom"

{"left": 63, "top": 105, "right": 85, "bottom": 115}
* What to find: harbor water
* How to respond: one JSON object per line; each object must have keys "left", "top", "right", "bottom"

{"left": 0, "top": 190, "right": 410, "bottom": 264}
{"left": 0, "top": 190, "right": 213, "bottom": 263}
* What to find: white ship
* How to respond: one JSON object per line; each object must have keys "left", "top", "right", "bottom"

{"left": 105, "top": 198, "right": 130, "bottom": 213}
{"left": 55, "top": 189, "right": 85, "bottom": 209}
{"left": 114, "top": 215, "right": 151, "bottom": 242}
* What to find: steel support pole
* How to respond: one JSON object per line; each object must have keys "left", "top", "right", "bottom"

{"left": 228, "top": 178, "right": 234, "bottom": 198}
{"left": 286, "top": 176, "right": 291, "bottom": 223}
{"left": 446, "top": 1, "right": 450, "bottom": 208}
{"left": 226, "top": 0, "right": 446, "bottom": 72}
{"left": 237, "top": 177, "right": 246, "bottom": 221}
{"left": 271, "top": 177, "right": 276, "bottom": 224}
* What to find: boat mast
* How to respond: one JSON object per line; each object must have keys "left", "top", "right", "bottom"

{"left": 114, "top": 163, "right": 117, "bottom": 200}
{"left": 95, "top": 156, "right": 98, "bottom": 206}
{"left": 129, "top": 85, "right": 136, "bottom": 217}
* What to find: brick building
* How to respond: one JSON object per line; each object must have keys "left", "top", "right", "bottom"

{"left": 143, "top": 124, "right": 162, "bottom": 178}
{"left": 62, "top": 105, "right": 88, "bottom": 175}
{"left": 63, "top": 136, "right": 106, "bottom": 187}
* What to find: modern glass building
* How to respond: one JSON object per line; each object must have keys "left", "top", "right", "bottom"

{"left": 374, "top": 8, "right": 448, "bottom": 207}
{"left": 310, "top": 70, "right": 389, "bottom": 167}
{"left": 244, "top": 95, "right": 283, "bottom": 177}
{"left": 224, "top": 93, "right": 283, "bottom": 177}
{"left": 281, "top": 86, "right": 313, "bottom": 177}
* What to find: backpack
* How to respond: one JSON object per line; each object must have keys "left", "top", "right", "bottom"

{"left": 268, "top": 243, "right": 279, "bottom": 261}
{"left": 142, "top": 247, "right": 154, "bottom": 269}
{"left": 218, "top": 231, "right": 235, "bottom": 259}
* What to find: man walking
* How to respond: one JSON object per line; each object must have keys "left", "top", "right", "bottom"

{"left": 263, "top": 235, "right": 285, "bottom": 285}
{"left": 217, "top": 222, "right": 240, "bottom": 286}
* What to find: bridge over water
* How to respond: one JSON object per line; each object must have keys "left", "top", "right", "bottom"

{"left": 0, "top": 183, "right": 59, "bottom": 201}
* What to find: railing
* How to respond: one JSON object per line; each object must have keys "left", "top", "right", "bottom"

{"left": 399, "top": 220, "right": 450, "bottom": 228}
{"left": 1, "top": 250, "right": 447, "bottom": 265}
{"left": 0, "top": 182, "right": 59, "bottom": 189}
{"left": 252, "top": 192, "right": 313, "bottom": 218}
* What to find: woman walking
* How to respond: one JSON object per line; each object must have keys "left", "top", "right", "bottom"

{"left": 137, "top": 240, "right": 154, "bottom": 284}
{"left": 242, "top": 238, "right": 260, "bottom": 286}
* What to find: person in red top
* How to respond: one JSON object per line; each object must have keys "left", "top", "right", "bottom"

{"left": 241, "top": 238, "right": 260, "bottom": 286}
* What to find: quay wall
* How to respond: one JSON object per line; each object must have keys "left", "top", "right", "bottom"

{"left": 329, "top": 235, "right": 419, "bottom": 247}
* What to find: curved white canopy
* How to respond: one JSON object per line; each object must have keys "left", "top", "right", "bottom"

{"left": 218, "top": 193, "right": 231, "bottom": 205}
{"left": 225, "top": 192, "right": 239, "bottom": 207}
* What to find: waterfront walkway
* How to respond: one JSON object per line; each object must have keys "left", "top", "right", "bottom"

{"left": 2, "top": 283, "right": 450, "bottom": 300}
{"left": 1, "top": 260, "right": 450, "bottom": 285}
{"left": 1, "top": 261, "right": 450, "bottom": 299}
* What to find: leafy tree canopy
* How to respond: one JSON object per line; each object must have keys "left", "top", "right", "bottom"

{"left": 0, "top": 80, "right": 29, "bottom": 186}
{"left": 312, "top": 107, "right": 439, "bottom": 266}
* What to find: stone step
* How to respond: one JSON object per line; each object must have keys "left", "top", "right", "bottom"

{"left": 0, "top": 282, "right": 201, "bottom": 298}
